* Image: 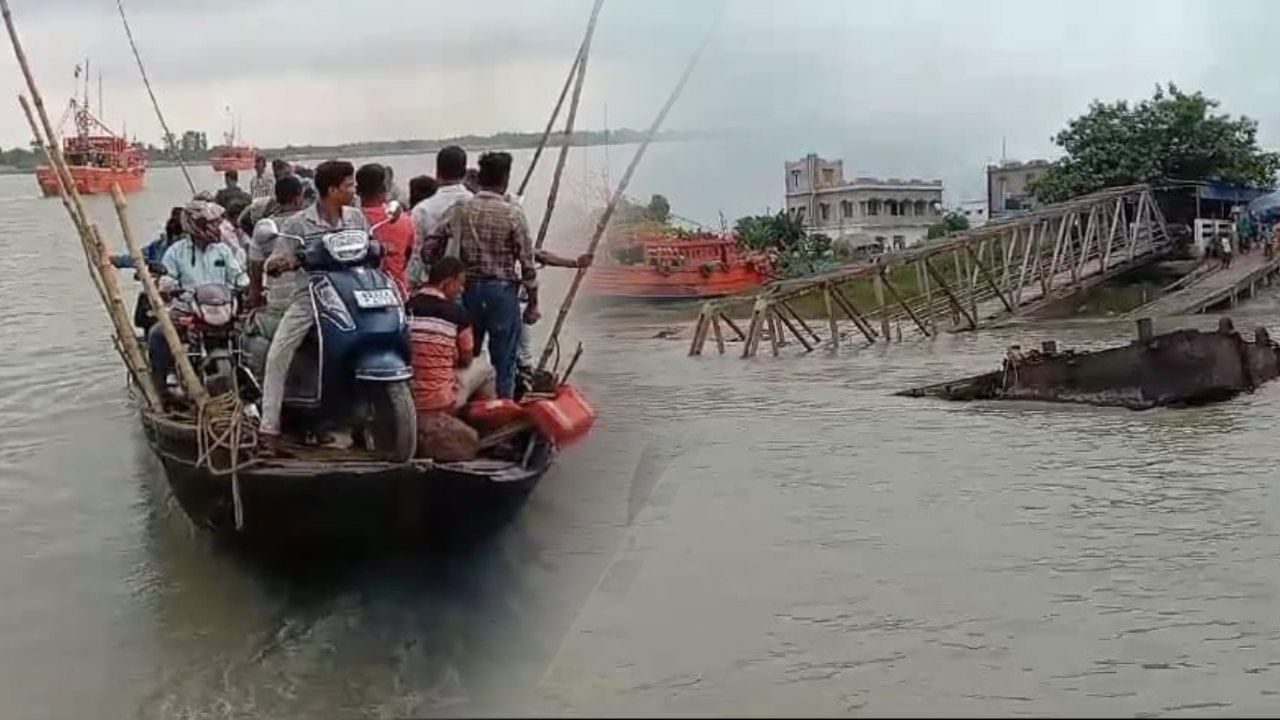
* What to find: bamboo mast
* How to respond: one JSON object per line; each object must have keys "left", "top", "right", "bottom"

{"left": 532, "top": 0, "right": 605, "bottom": 250}
{"left": 536, "top": 13, "right": 720, "bottom": 371}
{"left": 3, "top": 0, "right": 163, "bottom": 411}
{"left": 516, "top": 0, "right": 600, "bottom": 198}
{"left": 115, "top": 0, "right": 195, "bottom": 194}
{"left": 111, "top": 184, "right": 208, "bottom": 406}
{"left": 18, "top": 94, "right": 160, "bottom": 409}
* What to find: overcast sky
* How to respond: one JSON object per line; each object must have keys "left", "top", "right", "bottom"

{"left": 1, "top": 0, "right": 1277, "bottom": 201}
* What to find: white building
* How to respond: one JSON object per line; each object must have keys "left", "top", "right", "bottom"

{"left": 957, "top": 199, "right": 988, "bottom": 228}
{"left": 784, "top": 153, "right": 944, "bottom": 254}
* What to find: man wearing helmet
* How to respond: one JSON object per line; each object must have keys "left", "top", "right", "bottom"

{"left": 148, "top": 200, "right": 248, "bottom": 401}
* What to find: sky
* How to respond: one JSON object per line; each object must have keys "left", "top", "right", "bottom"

{"left": 1, "top": 0, "right": 1278, "bottom": 202}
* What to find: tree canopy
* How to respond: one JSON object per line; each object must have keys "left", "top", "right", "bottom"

{"left": 927, "top": 210, "right": 970, "bottom": 239}
{"left": 1031, "top": 84, "right": 1280, "bottom": 203}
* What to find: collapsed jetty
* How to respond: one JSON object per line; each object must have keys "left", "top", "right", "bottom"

{"left": 898, "top": 318, "right": 1280, "bottom": 410}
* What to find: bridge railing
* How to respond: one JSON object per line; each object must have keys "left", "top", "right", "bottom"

{"left": 689, "top": 185, "right": 1172, "bottom": 357}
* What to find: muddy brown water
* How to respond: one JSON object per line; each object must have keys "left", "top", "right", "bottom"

{"left": 4, "top": 159, "right": 1280, "bottom": 718}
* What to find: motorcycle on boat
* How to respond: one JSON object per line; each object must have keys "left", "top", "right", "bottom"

{"left": 243, "top": 204, "right": 416, "bottom": 462}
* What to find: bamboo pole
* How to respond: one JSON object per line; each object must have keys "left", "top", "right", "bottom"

{"left": 533, "top": 0, "right": 605, "bottom": 250}
{"left": 872, "top": 270, "right": 890, "bottom": 340}
{"left": 766, "top": 308, "right": 780, "bottom": 356}
{"left": 537, "top": 12, "right": 720, "bottom": 371}
{"left": 519, "top": 0, "right": 603, "bottom": 197}
{"left": 823, "top": 285, "right": 839, "bottom": 350}
{"left": 2, "top": 6, "right": 162, "bottom": 408}
{"left": 711, "top": 314, "right": 725, "bottom": 355}
{"left": 115, "top": 0, "right": 195, "bottom": 193}
{"left": 91, "top": 222, "right": 163, "bottom": 408}
{"left": 779, "top": 300, "right": 820, "bottom": 343}
{"left": 112, "top": 184, "right": 208, "bottom": 406}
{"left": 718, "top": 312, "right": 746, "bottom": 341}
{"left": 829, "top": 284, "right": 877, "bottom": 343}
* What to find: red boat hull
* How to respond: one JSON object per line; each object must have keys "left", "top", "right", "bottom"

{"left": 582, "top": 263, "right": 767, "bottom": 300}
{"left": 210, "top": 155, "right": 256, "bottom": 172}
{"left": 36, "top": 164, "right": 145, "bottom": 196}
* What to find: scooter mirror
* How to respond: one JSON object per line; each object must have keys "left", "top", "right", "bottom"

{"left": 385, "top": 201, "right": 404, "bottom": 223}
{"left": 252, "top": 219, "right": 280, "bottom": 245}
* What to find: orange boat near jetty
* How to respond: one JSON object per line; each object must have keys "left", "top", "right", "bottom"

{"left": 583, "top": 230, "right": 771, "bottom": 301}
{"left": 36, "top": 91, "right": 146, "bottom": 197}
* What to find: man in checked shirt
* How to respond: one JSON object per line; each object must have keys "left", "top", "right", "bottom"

{"left": 425, "top": 152, "right": 539, "bottom": 399}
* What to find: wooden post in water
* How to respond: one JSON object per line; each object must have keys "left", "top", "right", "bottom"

{"left": 711, "top": 314, "right": 725, "bottom": 355}
{"left": 823, "top": 284, "right": 839, "bottom": 350}
{"left": 873, "top": 270, "right": 890, "bottom": 340}
{"left": 111, "top": 184, "right": 207, "bottom": 406}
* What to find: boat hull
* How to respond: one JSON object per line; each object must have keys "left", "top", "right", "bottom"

{"left": 582, "top": 263, "right": 766, "bottom": 300}
{"left": 36, "top": 164, "right": 145, "bottom": 196}
{"left": 899, "top": 324, "right": 1280, "bottom": 410}
{"left": 139, "top": 410, "right": 554, "bottom": 545}
{"left": 210, "top": 156, "right": 256, "bottom": 173}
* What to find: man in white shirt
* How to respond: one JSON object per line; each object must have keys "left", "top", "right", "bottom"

{"left": 408, "top": 145, "right": 473, "bottom": 288}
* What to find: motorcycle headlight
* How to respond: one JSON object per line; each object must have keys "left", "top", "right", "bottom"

{"left": 199, "top": 303, "right": 235, "bottom": 328}
{"left": 323, "top": 230, "right": 370, "bottom": 264}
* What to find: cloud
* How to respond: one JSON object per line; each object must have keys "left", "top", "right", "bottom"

{"left": 0, "top": 0, "right": 1276, "bottom": 203}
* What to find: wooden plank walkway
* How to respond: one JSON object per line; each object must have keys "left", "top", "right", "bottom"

{"left": 1124, "top": 253, "right": 1279, "bottom": 318}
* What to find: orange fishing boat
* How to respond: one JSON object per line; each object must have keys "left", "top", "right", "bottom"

{"left": 583, "top": 230, "right": 771, "bottom": 300}
{"left": 209, "top": 112, "right": 257, "bottom": 172}
{"left": 35, "top": 90, "right": 146, "bottom": 196}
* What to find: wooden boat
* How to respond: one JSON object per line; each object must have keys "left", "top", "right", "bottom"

{"left": 583, "top": 231, "right": 770, "bottom": 301}
{"left": 139, "top": 407, "right": 558, "bottom": 544}
{"left": 36, "top": 93, "right": 146, "bottom": 196}
{"left": 898, "top": 319, "right": 1280, "bottom": 410}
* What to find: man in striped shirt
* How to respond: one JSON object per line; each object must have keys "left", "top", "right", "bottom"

{"left": 405, "top": 256, "right": 494, "bottom": 414}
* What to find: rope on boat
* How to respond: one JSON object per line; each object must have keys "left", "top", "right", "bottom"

{"left": 194, "top": 392, "right": 260, "bottom": 531}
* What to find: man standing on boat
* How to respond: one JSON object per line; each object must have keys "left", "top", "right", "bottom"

{"left": 148, "top": 200, "right": 247, "bottom": 401}
{"left": 215, "top": 170, "right": 252, "bottom": 225}
{"left": 356, "top": 163, "right": 414, "bottom": 296}
{"left": 431, "top": 152, "right": 539, "bottom": 399}
{"left": 409, "top": 146, "right": 472, "bottom": 288}
{"left": 249, "top": 155, "right": 273, "bottom": 199}
{"left": 258, "top": 161, "right": 369, "bottom": 454}
{"left": 243, "top": 175, "right": 307, "bottom": 324}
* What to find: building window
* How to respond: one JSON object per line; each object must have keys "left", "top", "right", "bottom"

{"left": 914, "top": 200, "right": 927, "bottom": 216}
{"left": 867, "top": 199, "right": 880, "bottom": 216}
{"left": 819, "top": 203, "right": 830, "bottom": 222}
{"left": 893, "top": 235, "right": 905, "bottom": 250}
{"left": 822, "top": 168, "right": 835, "bottom": 185}
{"left": 841, "top": 200, "right": 854, "bottom": 219}
{"left": 790, "top": 170, "right": 801, "bottom": 190}
{"left": 886, "top": 199, "right": 900, "bottom": 217}
{"left": 874, "top": 235, "right": 887, "bottom": 247}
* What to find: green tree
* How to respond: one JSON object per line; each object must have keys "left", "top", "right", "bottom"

{"left": 927, "top": 210, "right": 970, "bottom": 239}
{"left": 1031, "top": 83, "right": 1280, "bottom": 203}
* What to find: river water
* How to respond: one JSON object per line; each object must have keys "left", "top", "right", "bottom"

{"left": 3, "top": 149, "right": 1280, "bottom": 718}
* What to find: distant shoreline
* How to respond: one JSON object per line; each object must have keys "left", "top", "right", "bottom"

{"left": 0, "top": 128, "right": 697, "bottom": 176}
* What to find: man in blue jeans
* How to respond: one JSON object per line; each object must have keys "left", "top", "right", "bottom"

{"left": 426, "top": 152, "right": 538, "bottom": 398}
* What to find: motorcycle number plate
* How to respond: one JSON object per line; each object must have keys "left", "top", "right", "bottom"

{"left": 353, "top": 288, "right": 400, "bottom": 308}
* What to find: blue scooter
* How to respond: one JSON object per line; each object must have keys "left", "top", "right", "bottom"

{"left": 249, "top": 204, "right": 416, "bottom": 462}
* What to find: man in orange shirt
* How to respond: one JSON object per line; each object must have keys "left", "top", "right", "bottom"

{"left": 356, "top": 163, "right": 414, "bottom": 296}
{"left": 406, "top": 257, "right": 494, "bottom": 459}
